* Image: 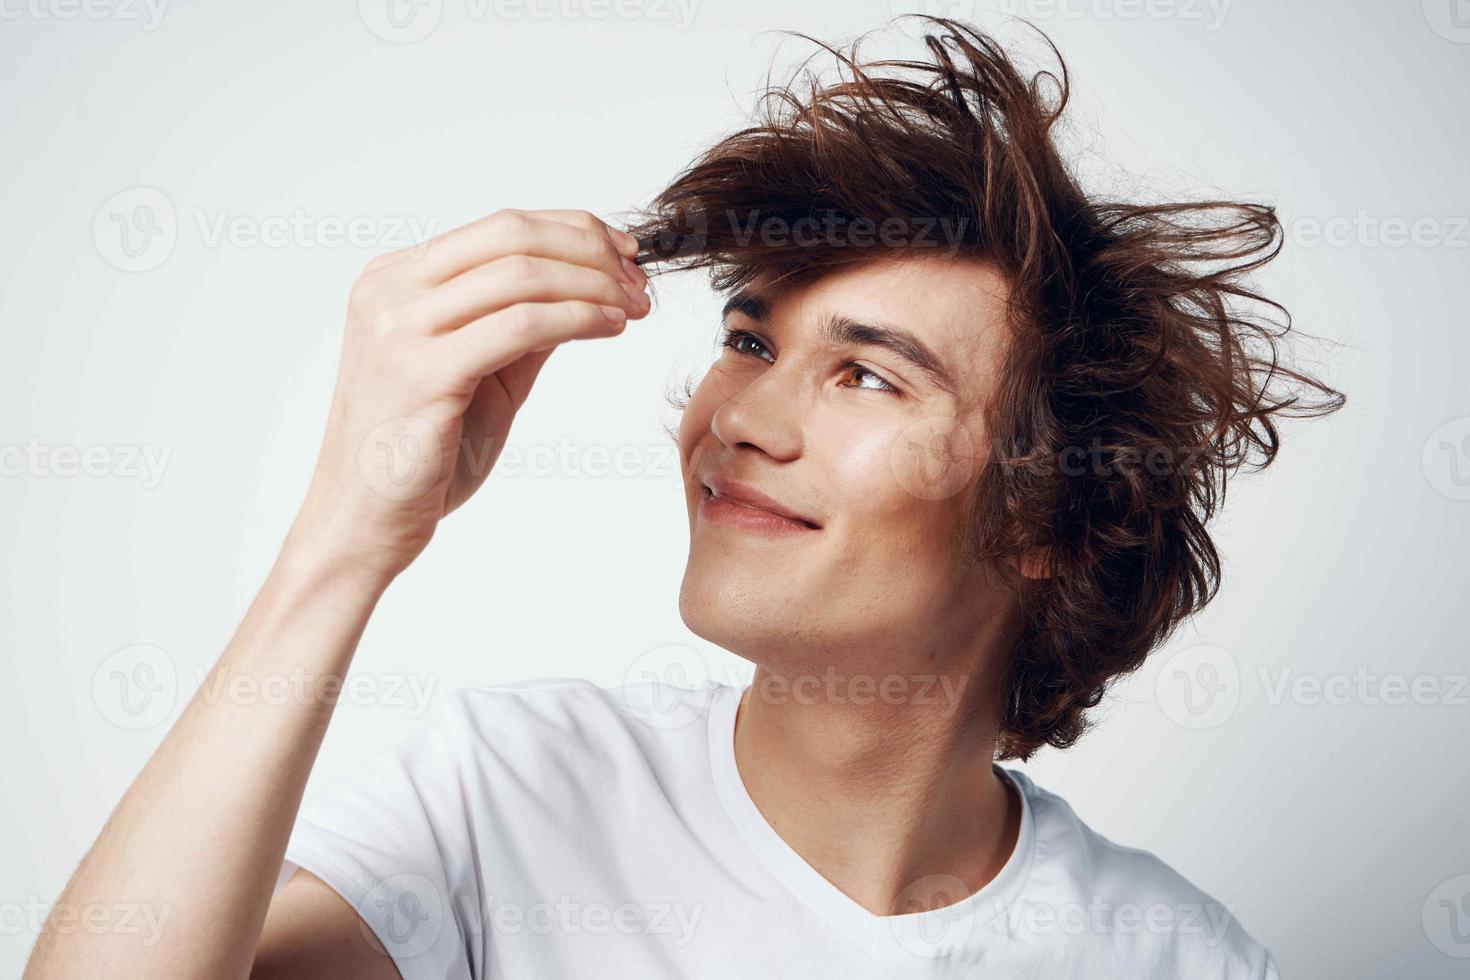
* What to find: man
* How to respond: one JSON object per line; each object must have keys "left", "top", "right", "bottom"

{"left": 26, "top": 16, "right": 1341, "bottom": 979}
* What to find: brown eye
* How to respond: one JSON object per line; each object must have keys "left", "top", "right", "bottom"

{"left": 841, "top": 364, "right": 899, "bottom": 394}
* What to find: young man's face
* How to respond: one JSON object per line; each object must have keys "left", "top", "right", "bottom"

{"left": 677, "top": 252, "right": 1020, "bottom": 675}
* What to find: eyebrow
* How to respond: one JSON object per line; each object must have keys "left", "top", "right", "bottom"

{"left": 720, "top": 291, "right": 959, "bottom": 395}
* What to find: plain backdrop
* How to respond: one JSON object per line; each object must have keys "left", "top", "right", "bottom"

{"left": 2, "top": 0, "right": 1467, "bottom": 976}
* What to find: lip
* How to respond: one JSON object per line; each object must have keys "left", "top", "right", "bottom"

{"left": 699, "top": 476, "right": 822, "bottom": 533}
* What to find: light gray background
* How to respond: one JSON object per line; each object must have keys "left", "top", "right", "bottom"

{"left": 2, "top": 0, "right": 1466, "bottom": 976}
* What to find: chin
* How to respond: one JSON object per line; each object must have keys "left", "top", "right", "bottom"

{"left": 677, "top": 563, "right": 750, "bottom": 652}
{"left": 677, "top": 560, "right": 806, "bottom": 664}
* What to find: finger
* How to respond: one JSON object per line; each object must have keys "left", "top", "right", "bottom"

{"left": 476, "top": 345, "right": 555, "bottom": 415}
{"left": 358, "top": 209, "right": 639, "bottom": 278}
{"left": 360, "top": 238, "right": 430, "bottom": 275}
{"left": 447, "top": 300, "right": 626, "bottom": 380}
{"left": 528, "top": 210, "right": 650, "bottom": 295}
{"left": 393, "top": 208, "right": 635, "bottom": 287}
{"left": 395, "top": 254, "right": 648, "bottom": 335}
{"left": 518, "top": 208, "right": 641, "bottom": 259}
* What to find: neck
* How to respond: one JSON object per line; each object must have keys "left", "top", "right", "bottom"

{"left": 732, "top": 657, "right": 1021, "bottom": 916}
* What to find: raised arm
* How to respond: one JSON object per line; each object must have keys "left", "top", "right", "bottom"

{"left": 24, "top": 210, "right": 651, "bottom": 980}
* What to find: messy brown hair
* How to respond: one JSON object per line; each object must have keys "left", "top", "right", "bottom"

{"left": 623, "top": 16, "right": 1345, "bottom": 760}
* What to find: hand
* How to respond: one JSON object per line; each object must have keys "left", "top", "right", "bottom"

{"left": 288, "top": 208, "right": 651, "bottom": 582}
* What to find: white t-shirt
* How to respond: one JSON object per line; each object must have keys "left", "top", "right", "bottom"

{"left": 279, "top": 678, "right": 1278, "bottom": 979}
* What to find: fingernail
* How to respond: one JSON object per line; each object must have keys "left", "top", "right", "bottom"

{"left": 600, "top": 304, "right": 626, "bottom": 325}
{"left": 608, "top": 227, "right": 640, "bottom": 256}
{"left": 621, "top": 280, "right": 647, "bottom": 306}
{"left": 621, "top": 255, "right": 647, "bottom": 286}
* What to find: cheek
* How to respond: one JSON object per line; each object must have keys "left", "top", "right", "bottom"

{"left": 676, "top": 376, "right": 720, "bottom": 476}
{"left": 818, "top": 422, "right": 933, "bottom": 546}
{"left": 882, "top": 415, "right": 988, "bottom": 504}
{"left": 826, "top": 416, "right": 983, "bottom": 509}
{"left": 825, "top": 417, "right": 983, "bottom": 551}
{"left": 825, "top": 423, "right": 898, "bottom": 502}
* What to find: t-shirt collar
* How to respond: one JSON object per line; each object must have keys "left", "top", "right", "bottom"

{"left": 705, "top": 680, "right": 1037, "bottom": 960}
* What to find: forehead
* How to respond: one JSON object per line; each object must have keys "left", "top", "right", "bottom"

{"left": 746, "top": 253, "right": 1013, "bottom": 404}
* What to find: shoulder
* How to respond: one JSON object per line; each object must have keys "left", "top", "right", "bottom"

{"left": 432, "top": 675, "right": 725, "bottom": 736}
{"left": 290, "top": 677, "right": 728, "bottom": 880}
{"left": 423, "top": 675, "right": 727, "bottom": 776}
{"left": 1004, "top": 767, "right": 1280, "bottom": 979}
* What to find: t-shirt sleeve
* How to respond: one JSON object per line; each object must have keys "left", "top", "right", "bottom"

{"left": 276, "top": 694, "right": 484, "bottom": 980}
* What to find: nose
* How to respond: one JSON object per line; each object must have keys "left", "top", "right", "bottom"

{"left": 708, "top": 361, "right": 805, "bottom": 463}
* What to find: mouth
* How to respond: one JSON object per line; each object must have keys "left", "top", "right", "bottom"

{"left": 699, "top": 479, "right": 822, "bottom": 533}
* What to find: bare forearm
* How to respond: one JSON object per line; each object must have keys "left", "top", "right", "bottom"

{"left": 24, "top": 525, "right": 392, "bottom": 980}
{"left": 27, "top": 210, "right": 646, "bottom": 979}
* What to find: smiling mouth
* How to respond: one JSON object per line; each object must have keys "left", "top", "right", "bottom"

{"left": 700, "top": 484, "right": 822, "bottom": 531}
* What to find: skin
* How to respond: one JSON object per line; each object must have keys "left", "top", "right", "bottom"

{"left": 679, "top": 254, "right": 1028, "bottom": 914}
{"left": 24, "top": 217, "right": 1036, "bottom": 977}
{"left": 25, "top": 208, "right": 652, "bottom": 980}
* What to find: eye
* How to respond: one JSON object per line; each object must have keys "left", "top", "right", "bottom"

{"left": 719, "top": 328, "right": 774, "bottom": 362}
{"left": 719, "top": 328, "right": 902, "bottom": 395}
{"left": 840, "top": 364, "right": 893, "bottom": 393}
